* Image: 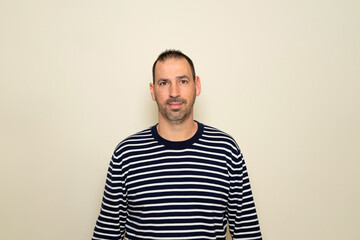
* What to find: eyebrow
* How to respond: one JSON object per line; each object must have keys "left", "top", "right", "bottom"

{"left": 157, "top": 75, "right": 190, "bottom": 83}
{"left": 157, "top": 78, "right": 169, "bottom": 83}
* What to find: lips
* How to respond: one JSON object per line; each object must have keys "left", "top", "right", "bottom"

{"left": 166, "top": 98, "right": 186, "bottom": 109}
{"left": 168, "top": 102, "right": 183, "bottom": 109}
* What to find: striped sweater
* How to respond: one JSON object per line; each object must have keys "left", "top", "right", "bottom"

{"left": 92, "top": 122, "right": 262, "bottom": 240}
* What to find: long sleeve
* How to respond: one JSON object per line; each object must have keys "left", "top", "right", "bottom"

{"left": 227, "top": 152, "right": 262, "bottom": 240}
{"left": 92, "top": 155, "right": 127, "bottom": 240}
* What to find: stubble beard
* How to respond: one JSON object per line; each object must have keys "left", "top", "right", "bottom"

{"left": 155, "top": 93, "right": 196, "bottom": 125}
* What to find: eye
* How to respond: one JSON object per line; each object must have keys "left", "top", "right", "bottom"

{"left": 179, "top": 79, "right": 188, "bottom": 84}
{"left": 159, "top": 81, "right": 168, "bottom": 86}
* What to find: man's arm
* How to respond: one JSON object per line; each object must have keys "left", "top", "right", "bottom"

{"left": 92, "top": 156, "right": 127, "bottom": 240}
{"left": 227, "top": 152, "right": 262, "bottom": 240}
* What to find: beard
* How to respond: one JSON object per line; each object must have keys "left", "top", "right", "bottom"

{"left": 155, "top": 93, "right": 196, "bottom": 125}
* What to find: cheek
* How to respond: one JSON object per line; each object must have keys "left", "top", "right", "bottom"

{"left": 153, "top": 89, "right": 167, "bottom": 102}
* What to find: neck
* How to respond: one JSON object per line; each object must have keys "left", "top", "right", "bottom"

{"left": 157, "top": 115, "right": 198, "bottom": 141}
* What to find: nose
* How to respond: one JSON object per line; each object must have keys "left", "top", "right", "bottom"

{"left": 169, "top": 82, "right": 180, "bottom": 98}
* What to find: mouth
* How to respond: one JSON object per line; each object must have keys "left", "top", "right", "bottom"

{"left": 166, "top": 98, "right": 186, "bottom": 110}
{"left": 168, "top": 102, "right": 183, "bottom": 109}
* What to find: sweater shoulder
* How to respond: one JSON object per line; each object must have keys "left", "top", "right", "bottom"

{"left": 201, "top": 124, "right": 241, "bottom": 154}
{"left": 201, "top": 124, "right": 246, "bottom": 169}
{"left": 112, "top": 126, "right": 154, "bottom": 157}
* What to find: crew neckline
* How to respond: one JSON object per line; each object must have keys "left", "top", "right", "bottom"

{"left": 151, "top": 121, "right": 204, "bottom": 150}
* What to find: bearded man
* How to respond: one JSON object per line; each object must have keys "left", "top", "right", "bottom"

{"left": 92, "top": 50, "right": 262, "bottom": 240}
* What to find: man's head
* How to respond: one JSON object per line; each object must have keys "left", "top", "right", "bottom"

{"left": 150, "top": 50, "right": 201, "bottom": 125}
{"left": 152, "top": 50, "right": 196, "bottom": 84}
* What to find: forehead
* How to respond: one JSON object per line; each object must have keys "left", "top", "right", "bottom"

{"left": 154, "top": 58, "right": 192, "bottom": 79}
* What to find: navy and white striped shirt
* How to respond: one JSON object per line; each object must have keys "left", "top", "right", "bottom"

{"left": 93, "top": 122, "right": 262, "bottom": 240}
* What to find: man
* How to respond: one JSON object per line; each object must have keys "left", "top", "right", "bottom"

{"left": 92, "top": 50, "right": 262, "bottom": 240}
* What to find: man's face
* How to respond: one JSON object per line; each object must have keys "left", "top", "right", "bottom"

{"left": 150, "top": 58, "right": 201, "bottom": 124}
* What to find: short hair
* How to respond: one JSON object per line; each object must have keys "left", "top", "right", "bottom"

{"left": 152, "top": 49, "right": 196, "bottom": 83}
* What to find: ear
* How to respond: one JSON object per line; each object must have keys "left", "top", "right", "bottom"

{"left": 150, "top": 82, "right": 156, "bottom": 101}
{"left": 195, "top": 76, "right": 201, "bottom": 96}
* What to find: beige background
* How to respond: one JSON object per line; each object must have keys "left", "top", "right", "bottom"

{"left": 1, "top": 0, "right": 359, "bottom": 239}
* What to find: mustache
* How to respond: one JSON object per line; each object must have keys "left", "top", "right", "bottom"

{"left": 165, "top": 97, "right": 187, "bottom": 104}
